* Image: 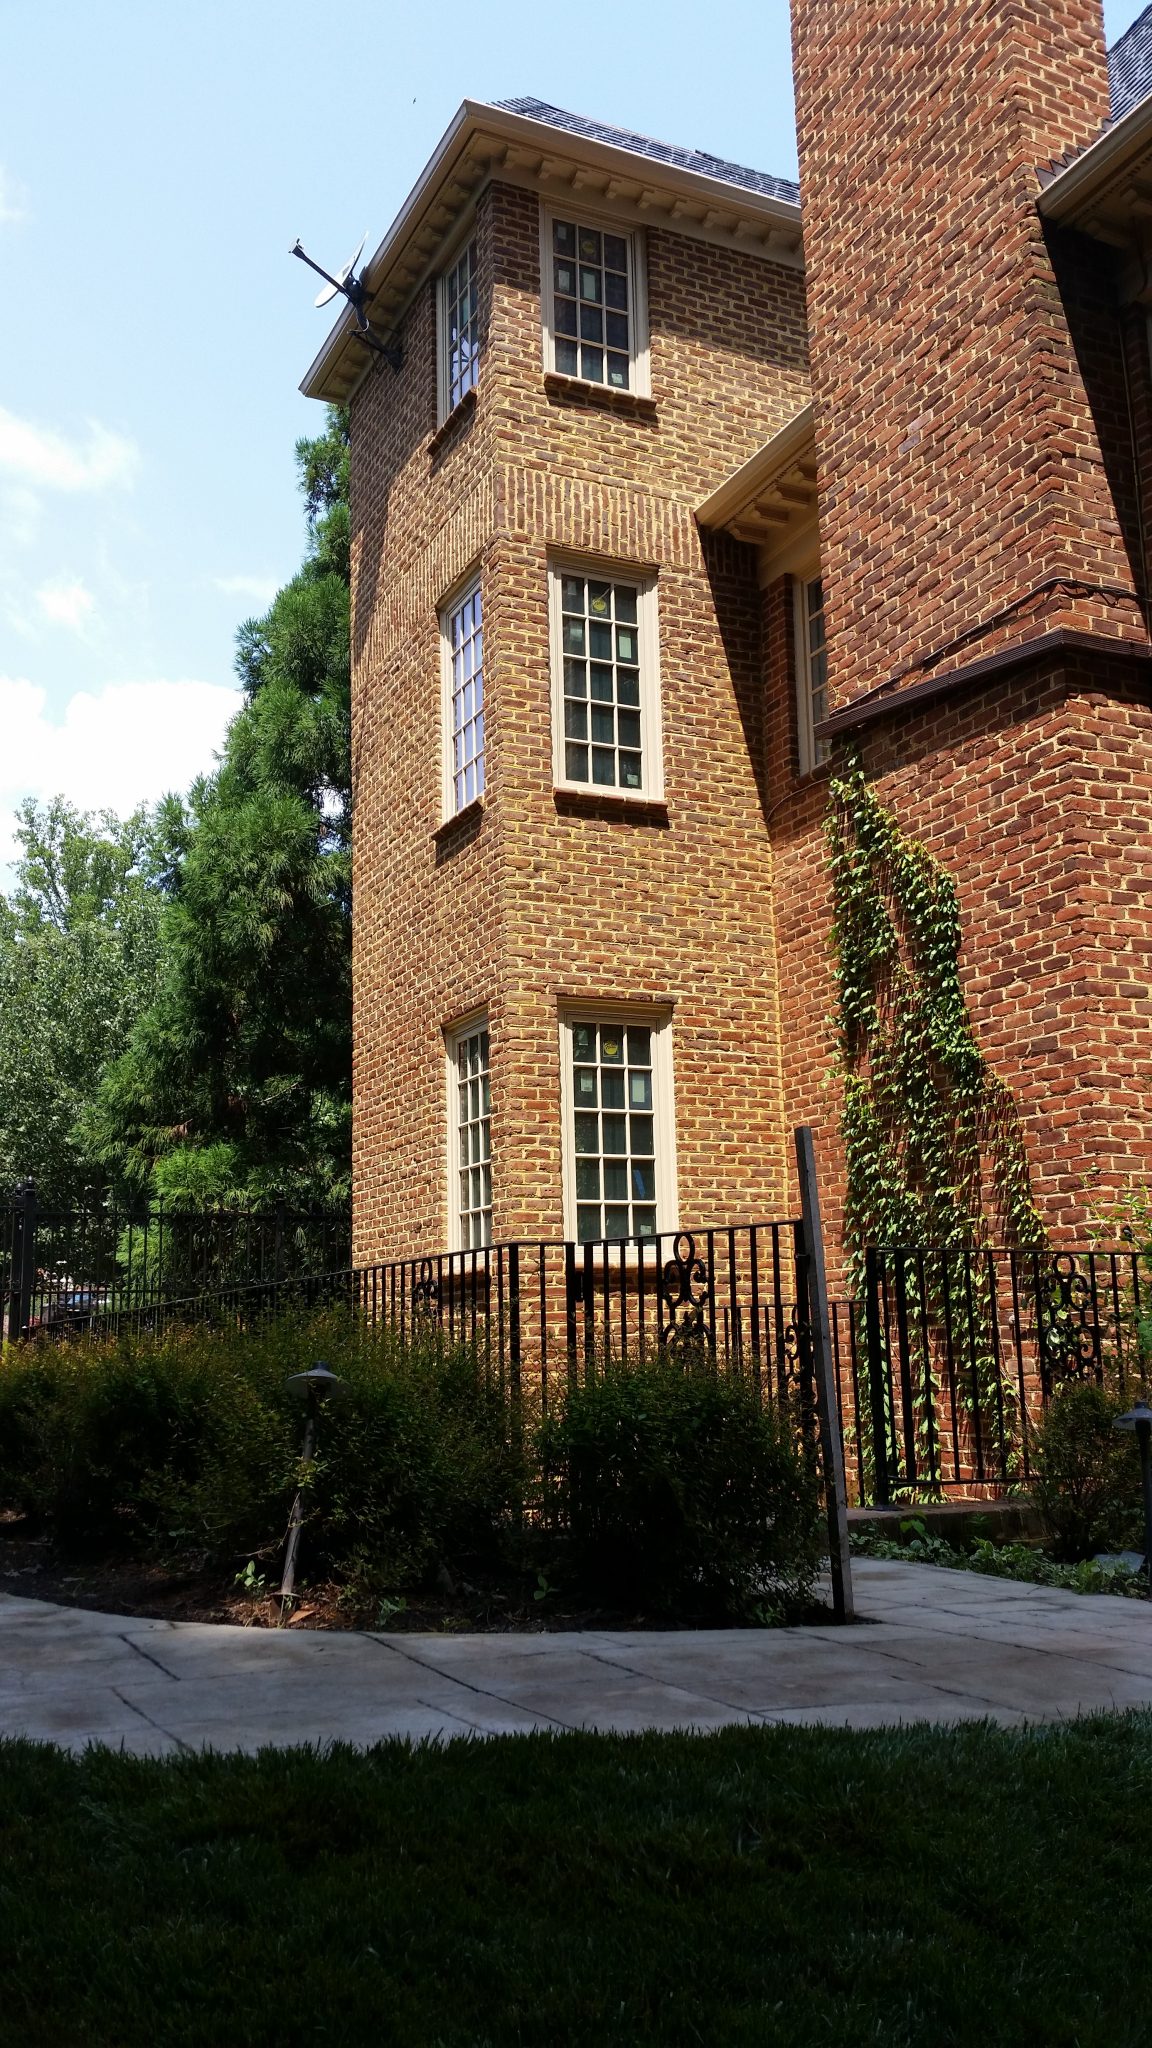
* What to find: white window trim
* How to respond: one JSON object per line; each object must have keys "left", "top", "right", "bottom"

{"left": 439, "top": 570, "right": 484, "bottom": 824}
{"left": 558, "top": 1006, "right": 678, "bottom": 1245}
{"left": 445, "top": 1011, "right": 491, "bottom": 1253}
{"left": 548, "top": 557, "right": 664, "bottom": 802}
{"left": 539, "top": 203, "right": 651, "bottom": 398}
{"left": 793, "top": 568, "right": 827, "bottom": 778}
{"left": 436, "top": 227, "right": 480, "bottom": 425}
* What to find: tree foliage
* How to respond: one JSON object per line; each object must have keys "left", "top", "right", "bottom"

{"left": 85, "top": 406, "right": 351, "bottom": 1205}
{"left": 0, "top": 800, "right": 166, "bottom": 1204}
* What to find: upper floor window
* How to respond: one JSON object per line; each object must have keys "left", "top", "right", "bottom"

{"left": 550, "top": 566, "right": 662, "bottom": 800}
{"left": 448, "top": 1018, "right": 491, "bottom": 1250}
{"left": 441, "top": 579, "right": 485, "bottom": 817}
{"left": 440, "top": 238, "right": 479, "bottom": 415}
{"left": 795, "top": 574, "right": 829, "bottom": 775}
{"left": 544, "top": 212, "right": 648, "bottom": 394}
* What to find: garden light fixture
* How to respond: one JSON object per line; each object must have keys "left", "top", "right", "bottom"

{"left": 279, "top": 1360, "right": 345, "bottom": 1613}
{"left": 1113, "top": 1397, "right": 1152, "bottom": 1581}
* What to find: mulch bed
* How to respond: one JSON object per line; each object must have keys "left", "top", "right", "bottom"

{"left": 0, "top": 1517, "right": 830, "bottom": 1633}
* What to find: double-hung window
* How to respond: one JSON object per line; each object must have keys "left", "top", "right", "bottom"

{"left": 545, "top": 213, "right": 647, "bottom": 393}
{"left": 448, "top": 1018, "right": 491, "bottom": 1250}
{"left": 440, "top": 238, "right": 479, "bottom": 415}
{"left": 561, "top": 1015, "right": 675, "bottom": 1244}
{"left": 794, "top": 574, "right": 829, "bottom": 775}
{"left": 550, "top": 566, "right": 662, "bottom": 799}
{"left": 441, "top": 579, "right": 485, "bottom": 817}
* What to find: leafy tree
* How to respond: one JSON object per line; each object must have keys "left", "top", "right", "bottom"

{"left": 85, "top": 407, "right": 351, "bottom": 1205}
{"left": 0, "top": 799, "right": 166, "bottom": 1204}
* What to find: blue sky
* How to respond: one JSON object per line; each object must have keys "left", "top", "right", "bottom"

{"left": 0, "top": 0, "right": 1143, "bottom": 882}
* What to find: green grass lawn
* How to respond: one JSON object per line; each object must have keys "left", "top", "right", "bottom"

{"left": 2, "top": 1716, "right": 1150, "bottom": 2047}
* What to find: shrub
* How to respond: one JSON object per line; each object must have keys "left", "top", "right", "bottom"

{"left": 1030, "top": 1381, "right": 1144, "bottom": 1561}
{"left": 0, "top": 1314, "right": 525, "bottom": 1589}
{"left": 537, "top": 1351, "right": 822, "bottom": 1620}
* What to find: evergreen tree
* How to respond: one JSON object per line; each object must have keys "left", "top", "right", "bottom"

{"left": 85, "top": 406, "right": 351, "bottom": 1204}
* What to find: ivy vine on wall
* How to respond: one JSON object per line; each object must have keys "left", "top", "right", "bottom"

{"left": 826, "top": 753, "right": 1045, "bottom": 1281}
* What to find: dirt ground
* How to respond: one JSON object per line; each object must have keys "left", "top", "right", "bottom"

{"left": 0, "top": 1517, "right": 820, "bottom": 1633}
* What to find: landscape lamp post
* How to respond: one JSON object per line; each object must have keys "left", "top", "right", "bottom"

{"left": 1113, "top": 1397, "right": 1152, "bottom": 1582}
{"left": 278, "top": 1361, "right": 344, "bottom": 1614}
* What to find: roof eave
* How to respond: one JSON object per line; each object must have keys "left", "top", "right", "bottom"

{"left": 1038, "top": 91, "right": 1152, "bottom": 226}
{"left": 696, "top": 402, "right": 815, "bottom": 529}
{"left": 300, "top": 99, "right": 803, "bottom": 403}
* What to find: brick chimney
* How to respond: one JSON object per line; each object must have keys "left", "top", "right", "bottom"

{"left": 791, "top": 0, "right": 1148, "bottom": 711}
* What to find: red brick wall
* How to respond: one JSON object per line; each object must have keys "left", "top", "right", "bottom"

{"left": 792, "top": 0, "right": 1146, "bottom": 708}
{"left": 350, "top": 179, "right": 811, "bottom": 1262}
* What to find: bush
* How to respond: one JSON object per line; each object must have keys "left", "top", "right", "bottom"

{"left": 0, "top": 1314, "right": 525, "bottom": 1590}
{"left": 1031, "top": 1381, "right": 1144, "bottom": 1561}
{"left": 537, "top": 1351, "right": 821, "bottom": 1620}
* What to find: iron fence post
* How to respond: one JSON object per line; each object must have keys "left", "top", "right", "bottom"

{"left": 864, "top": 1246, "right": 892, "bottom": 1507}
{"left": 7, "top": 1180, "right": 37, "bottom": 1342}
{"left": 794, "top": 1128, "right": 854, "bottom": 1623}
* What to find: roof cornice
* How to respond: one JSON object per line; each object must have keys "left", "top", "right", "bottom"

{"left": 1038, "top": 92, "right": 1152, "bottom": 240}
{"left": 696, "top": 402, "right": 816, "bottom": 546}
{"left": 301, "top": 100, "right": 804, "bottom": 403}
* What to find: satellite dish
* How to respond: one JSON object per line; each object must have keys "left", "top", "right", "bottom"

{"left": 314, "top": 231, "right": 367, "bottom": 308}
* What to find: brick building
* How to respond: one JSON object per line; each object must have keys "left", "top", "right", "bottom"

{"left": 303, "top": 0, "right": 1152, "bottom": 1264}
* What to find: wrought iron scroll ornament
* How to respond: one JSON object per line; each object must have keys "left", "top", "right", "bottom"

{"left": 1037, "top": 1251, "right": 1100, "bottom": 1389}
{"left": 412, "top": 1258, "right": 441, "bottom": 1320}
{"left": 659, "top": 1232, "right": 711, "bottom": 1351}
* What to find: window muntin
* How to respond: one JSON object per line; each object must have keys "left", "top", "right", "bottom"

{"left": 550, "top": 217, "right": 633, "bottom": 389}
{"left": 443, "top": 581, "right": 485, "bottom": 816}
{"left": 796, "top": 574, "right": 829, "bottom": 774}
{"left": 450, "top": 1021, "right": 491, "bottom": 1250}
{"left": 551, "top": 566, "right": 661, "bottom": 799}
{"left": 558, "top": 574, "right": 644, "bottom": 791}
{"left": 568, "top": 1020, "right": 661, "bottom": 1243}
{"left": 443, "top": 239, "right": 479, "bottom": 412}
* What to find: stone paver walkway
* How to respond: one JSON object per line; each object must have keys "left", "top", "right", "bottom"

{"left": 1, "top": 1561, "right": 1148, "bottom": 1754}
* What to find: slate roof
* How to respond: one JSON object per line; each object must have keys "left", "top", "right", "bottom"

{"left": 1109, "top": 4, "right": 1152, "bottom": 121}
{"left": 495, "top": 98, "right": 800, "bottom": 207}
{"left": 503, "top": 24, "right": 1152, "bottom": 203}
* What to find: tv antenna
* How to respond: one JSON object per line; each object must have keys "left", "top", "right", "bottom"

{"left": 290, "top": 233, "right": 402, "bottom": 372}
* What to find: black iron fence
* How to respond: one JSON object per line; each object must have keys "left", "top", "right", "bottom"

{"left": 1, "top": 1184, "right": 351, "bottom": 1342}
{"left": 853, "top": 1244, "right": 1148, "bottom": 1502}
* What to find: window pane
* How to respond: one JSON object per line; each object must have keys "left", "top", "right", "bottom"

{"left": 554, "top": 296, "right": 577, "bottom": 337}
{"left": 580, "top": 346, "right": 604, "bottom": 382}
{"left": 554, "top": 219, "right": 576, "bottom": 255}
{"left": 453, "top": 1025, "right": 491, "bottom": 1248}
{"left": 445, "top": 583, "right": 484, "bottom": 819}
{"left": 444, "top": 240, "right": 480, "bottom": 409}
{"left": 555, "top": 336, "right": 578, "bottom": 376}
{"left": 556, "top": 576, "right": 646, "bottom": 793}
{"left": 567, "top": 1020, "right": 663, "bottom": 1241}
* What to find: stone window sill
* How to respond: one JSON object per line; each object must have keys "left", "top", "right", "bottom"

{"left": 427, "top": 385, "right": 477, "bottom": 460}
{"left": 543, "top": 373, "right": 658, "bottom": 425}
{"left": 553, "top": 788, "right": 668, "bottom": 827}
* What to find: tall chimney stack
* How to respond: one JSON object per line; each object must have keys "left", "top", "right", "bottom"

{"left": 792, "top": 0, "right": 1146, "bottom": 708}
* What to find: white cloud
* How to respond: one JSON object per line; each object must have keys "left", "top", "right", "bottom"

{"left": 35, "top": 577, "right": 95, "bottom": 633}
{"left": 0, "top": 674, "right": 239, "bottom": 880}
{"left": 214, "top": 574, "right": 280, "bottom": 609}
{"left": 0, "top": 167, "right": 28, "bottom": 226}
{"left": 0, "top": 408, "right": 138, "bottom": 493}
